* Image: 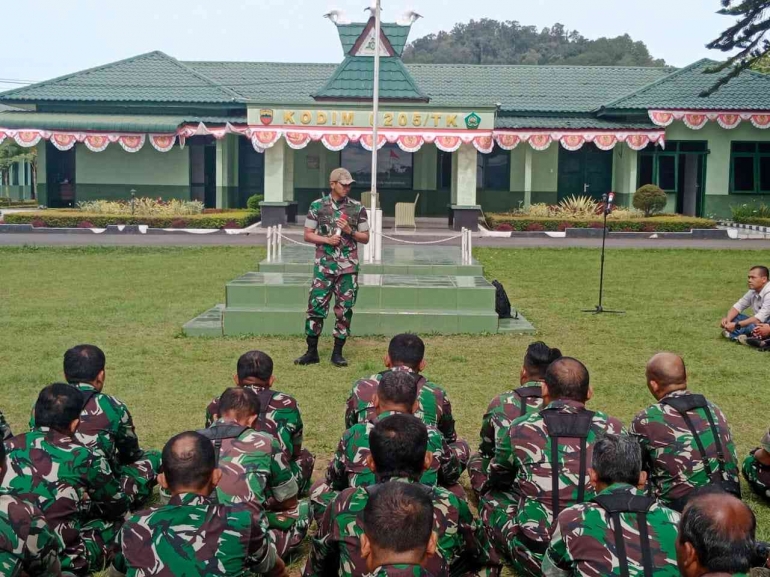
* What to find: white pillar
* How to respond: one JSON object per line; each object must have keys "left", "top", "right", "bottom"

{"left": 264, "top": 140, "right": 288, "bottom": 202}
{"left": 524, "top": 146, "right": 533, "bottom": 208}
{"left": 455, "top": 143, "right": 478, "bottom": 206}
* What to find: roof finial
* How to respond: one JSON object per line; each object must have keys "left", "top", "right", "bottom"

{"left": 397, "top": 9, "right": 422, "bottom": 26}
{"left": 323, "top": 9, "right": 351, "bottom": 25}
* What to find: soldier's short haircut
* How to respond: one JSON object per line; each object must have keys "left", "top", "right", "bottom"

{"left": 377, "top": 370, "right": 418, "bottom": 408}
{"left": 162, "top": 431, "right": 216, "bottom": 491}
{"left": 544, "top": 357, "right": 590, "bottom": 402}
{"left": 218, "top": 387, "right": 260, "bottom": 421}
{"left": 523, "top": 341, "right": 563, "bottom": 379}
{"left": 592, "top": 434, "right": 642, "bottom": 486}
{"left": 646, "top": 353, "right": 687, "bottom": 389}
{"left": 237, "top": 350, "right": 273, "bottom": 382}
{"left": 750, "top": 265, "right": 769, "bottom": 279}
{"left": 680, "top": 493, "right": 756, "bottom": 573}
{"left": 369, "top": 414, "right": 428, "bottom": 481}
{"left": 63, "top": 344, "right": 105, "bottom": 384}
{"left": 388, "top": 334, "right": 425, "bottom": 370}
{"left": 362, "top": 481, "right": 433, "bottom": 555}
{"left": 34, "top": 383, "right": 84, "bottom": 434}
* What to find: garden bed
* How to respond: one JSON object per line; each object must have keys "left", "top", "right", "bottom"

{"left": 3, "top": 209, "right": 260, "bottom": 229}
{"left": 486, "top": 214, "right": 716, "bottom": 233}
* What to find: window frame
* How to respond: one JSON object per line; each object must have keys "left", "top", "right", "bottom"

{"left": 476, "top": 145, "right": 511, "bottom": 191}
{"left": 729, "top": 141, "right": 770, "bottom": 195}
{"left": 341, "top": 143, "right": 414, "bottom": 190}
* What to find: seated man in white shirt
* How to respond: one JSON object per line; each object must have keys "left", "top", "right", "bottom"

{"left": 747, "top": 322, "right": 770, "bottom": 351}
{"left": 720, "top": 265, "right": 770, "bottom": 343}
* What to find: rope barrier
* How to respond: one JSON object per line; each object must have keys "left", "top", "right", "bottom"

{"left": 379, "top": 233, "right": 463, "bottom": 245}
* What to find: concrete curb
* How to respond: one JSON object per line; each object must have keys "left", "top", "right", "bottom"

{"left": 0, "top": 222, "right": 261, "bottom": 235}
{"left": 719, "top": 220, "right": 770, "bottom": 234}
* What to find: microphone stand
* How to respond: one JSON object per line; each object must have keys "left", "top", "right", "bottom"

{"left": 583, "top": 194, "right": 624, "bottom": 315}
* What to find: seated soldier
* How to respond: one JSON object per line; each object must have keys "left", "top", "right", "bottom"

{"left": 0, "top": 438, "right": 66, "bottom": 577}
{"left": 0, "top": 408, "right": 11, "bottom": 440}
{"left": 468, "top": 341, "right": 562, "bottom": 495}
{"left": 4, "top": 383, "right": 130, "bottom": 575}
{"left": 360, "top": 481, "right": 438, "bottom": 577}
{"left": 206, "top": 350, "right": 315, "bottom": 495}
{"left": 743, "top": 428, "right": 770, "bottom": 500}
{"left": 346, "top": 333, "right": 469, "bottom": 471}
{"left": 720, "top": 265, "right": 770, "bottom": 342}
{"left": 200, "top": 387, "right": 309, "bottom": 558}
{"left": 31, "top": 345, "right": 160, "bottom": 508}
{"left": 111, "top": 431, "right": 287, "bottom": 577}
{"left": 543, "top": 434, "right": 680, "bottom": 577}
{"left": 304, "top": 413, "right": 489, "bottom": 577}
{"left": 676, "top": 492, "right": 760, "bottom": 577}
{"left": 482, "top": 357, "right": 625, "bottom": 577}
{"left": 310, "top": 370, "right": 461, "bottom": 520}
{"left": 630, "top": 352, "right": 740, "bottom": 511}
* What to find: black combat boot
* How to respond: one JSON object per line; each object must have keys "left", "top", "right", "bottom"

{"left": 294, "top": 336, "right": 320, "bottom": 365}
{"left": 330, "top": 337, "right": 348, "bottom": 367}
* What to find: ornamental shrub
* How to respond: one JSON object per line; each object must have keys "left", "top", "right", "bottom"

{"left": 77, "top": 221, "right": 95, "bottom": 229}
{"left": 31, "top": 218, "right": 47, "bottom": 228}
{"left": 495, "top": 223, "right": 513, "bottom": 232}
{"left": 525, "top": 222, "right": 546, "bottom": 231}
{"left": 4, "top": 210, "right": 259, "bottom": 229}
{"left": 633, "top": 185, "right": 667, "bottom": 217}
{"left": 246, "top": 194, "right": 264, "bottom": 211}
{"left": 170, "top": 218, "right": 189, "bottom": 228}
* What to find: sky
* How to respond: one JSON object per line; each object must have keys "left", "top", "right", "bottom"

{"left": 0, "top": 0, "right": 735, "bottom": 90}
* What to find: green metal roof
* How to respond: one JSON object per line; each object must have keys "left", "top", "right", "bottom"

{"left": 602, "top": 58, "right": 770, "bottom": 111}
{"left": 0, "top": 51, "right": 242, "bottom": 104}
{"left": 336, "top": 22, "right": 411, "bottom": 56}
{"left": 495, "top": 115, "right": 658, "bottom": 130}
{"left": 0, "top": 111, "right": 245, "bottom": 132}
{"left": 313, "top": 57, "right": 427, "bottom": 101}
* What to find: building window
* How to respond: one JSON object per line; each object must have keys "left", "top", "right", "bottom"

{"left": 437, "top": 150, "right": 452, "bottom": 190}
{"left": 730, "top": 142, "right": 770, "bottom": 194}
{"left": 341, "top": 143, "right": 413, "bottom": 189}
{"left": 637, "top": 141, "right": 707, "bottom": 192}
{"left": 476, "top": 145, "right": 510, "bottom": 190}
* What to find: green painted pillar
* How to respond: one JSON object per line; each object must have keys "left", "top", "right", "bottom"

{"left": 36, "top": 141, "right": 47, "bottom": 206}
{"left": 215, "top": 135, "right": 239, "bottom": 209}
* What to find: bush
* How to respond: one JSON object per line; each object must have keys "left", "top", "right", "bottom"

{"left": 525, "top": 222, "right": 546, "bottom": 231}
{"left": 77, "top": 221, "right": 95, "bottom": 229}
{"left": 76, "top": 197, "right": 204, "bottom": 216}
{"left": 729, "top": 202, "right": 770, "bottom": 224}
{"left": 633, "top": 185, "right": 667, "bottom": 217}
{"left": 246, "top": 194, "right": 264, "bottom": 211}
{"left": 555, "top": 195, "right": 601, "bottom": 218}
{"left": 486, "top": 213, "right": 716, "bottom": 232}
{"left": 170, "top": 218, "right": 189, "bottom": 229}
{"left": 5, "top": 210, "right": 260, "bottom": 229}
{"left": 495, "top": 223, "right": 513, "bottom": 232}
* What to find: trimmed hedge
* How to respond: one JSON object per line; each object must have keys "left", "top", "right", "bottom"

{"left": 0, "top": 199, "right": 37, "bottom": 208}
{"left": 731, "top": 217, "right": 770, "bottom": 227}
{"left": 4, "top": 210, "right": 260, "bottom": 229}
{"left": 486, "top": 214, "right": 717, "bottom": 232}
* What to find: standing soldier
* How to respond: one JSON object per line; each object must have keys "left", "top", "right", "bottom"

{"left": 630, "top": 352, "right": 740, "bottom": 511}
{"left": 743, "top": 429, "right": 770, "bottom": 500}
{"left": 482, "top": 357, "right": 625, "bottom": 576}
{"left": 295, "top": 167, "right": 369, "bottom": 367}
{"left": 200, "top": 388, "right": 309, "bottom": 559}
{"left": 205, "top": 350, "right": 315, "bottom": 495}
{"left": 543, "top": 434, "right": 681, "bottom": 577}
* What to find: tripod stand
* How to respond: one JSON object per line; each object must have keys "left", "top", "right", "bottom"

{"left": 583, "top": 194, "right": 624, "bottom": 315}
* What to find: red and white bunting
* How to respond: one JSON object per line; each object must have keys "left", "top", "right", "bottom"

{"left": 149, "top": 134, "right": 176, "bottom": 152}
{"left": 592, "top": 134, "right": 618, "bottom": 151}
{"left": 716, "top": 113, "right": 742, "bottom": 130}
{"left": 13, "top": 130, "right": 46, "bottom": 148}
{"left": 560, "top": 134, "right": 585, "bottom": 151}
{"left": 649, "top": 111, "right": 675, "bottom": 127}
{"left": 360, "top": 134, "right": 387, "bottom": 151}
{"left": 649, "top": 109, "right": 770, "bottom": 130}
{"left": 285, "top": 132, "right": 312, "bottom": 150}
{"left": 251, "top": 130, "right": 281, "bottom": 149}
{"left": 50, "top": 133, "right": 79, "bottom": 151}
{"left": 623, "top": 134, "right": 653, "bottom": 151}
{"left": 682, "top": 113, "right": 709, "bottom": 130}
{"left": 321, "top": 133, "right": 349, "bottom": 152}
{"left": 0, "top": 131, "right": 5, "bottom": 145}
{"left": 435, "top": 135, "right": 462, "bottom": 152}
{"left": 750, "top": 114, "right": 770, "bottom": 129}
{"left": 396, "top": 135, "right": 424, "bottom": 153}
{"left": 118, "top": 134, "right": 146, "bottom": 153}
{"left": 472, "top": 135, "right": 495, "bottom": 154}
{"left": 527, "top": 134, "right": 552, "bottom": 151}
{"left": 83, "top": 134, "right": 112, "bottom": 153}
{"left": 494, "top": 133, "right": 521, "bottom": 151}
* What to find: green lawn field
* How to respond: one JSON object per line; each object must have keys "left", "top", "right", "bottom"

{"left": 0, "top": 244, "right": 768, "bottom": 553}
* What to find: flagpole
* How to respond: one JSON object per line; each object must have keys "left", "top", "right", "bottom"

{"left": 369, "top": 0, "right": 381, "bottom": 263}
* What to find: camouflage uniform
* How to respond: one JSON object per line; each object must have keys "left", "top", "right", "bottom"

{"left": 305, "top": 194, "right": 369, "bottom": 340}
{"left": 310, "top": 410, "right": 461, "bottom": 520}
{"left": 630, "top": 389, "right": 740, "bottom": 511}
{"left": 30, "top": 382, "right": 161, "bottom": 509}
{"left": 3, "top": 427, "right": 130, "bottom": 574}
{"left": 304, "top": 478, "right": 490, "bottom": 577}
{"left": 346, "top": 367, "right": 470, "bottom": 470}
{"left": 365, "top": 564, "right": 435, "bottom": 577}
{"left": 0, "top": 492, "right": 63, "bottom": 576}
{"left": 542, "top": 483, "right": 681, "bottom": 577}
{"left": 200, "top": 417, "right": 309, "bottom": 558}
{"left": 482, "top": 400, "right": 625, "bottom": 576}
{"left": 743, "top": 449, "right": 770, "bottom": 500}
{"left": 0, "top": 409, "right": 12, "bottom": 441}
{"left": 468, "top": 382, "right": 543, "bottom": 495}
{"left": 115, "top": 492, "right": 277, "bottom": 577}
{"left": 205, "top": 384, "right": 315, "bottom": 495}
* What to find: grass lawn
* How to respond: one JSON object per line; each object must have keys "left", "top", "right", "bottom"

{"left": 1, "top": 244, "right": 769, "bottom": 561}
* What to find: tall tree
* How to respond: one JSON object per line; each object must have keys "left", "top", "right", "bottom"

{"left": 703, "top": 0, "right": 770, "bottom": 94}
{"left": 402, "top": 19, "right": 665, "bottom": 67}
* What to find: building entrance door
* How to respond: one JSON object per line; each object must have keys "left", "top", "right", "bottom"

{"left": 557, "top": 144, "right": 613, "bottom": 202}
{"left": 45, "top": 142, "right": 76, "bottom": 208}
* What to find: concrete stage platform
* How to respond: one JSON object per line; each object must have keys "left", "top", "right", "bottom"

{"left": 183, "top": 246, "right": 535, "bottom": 337}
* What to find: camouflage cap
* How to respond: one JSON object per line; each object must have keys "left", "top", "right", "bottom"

{"left": 762, "top": 428, "right": 770, "bottom": 453}
{"left": 330, "top": 167, "right": 355, "bottom": 185}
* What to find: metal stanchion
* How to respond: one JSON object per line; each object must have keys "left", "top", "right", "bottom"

{"left": 461, "top": 227, "right": 467, "bottom": 264}
{"left": 467, "top": 228, "right": 473, "bottom": 263}
{"left": 277, "top": 224, "right": 282, "bottom": 260}
{"left": 374, "top": 208, "right": 383, "bottom": 262}
{"left": 266, "top": 226, "right": 273, "bottom": 262}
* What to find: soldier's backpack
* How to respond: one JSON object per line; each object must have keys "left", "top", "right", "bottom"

{"left": 492, "top": 280, "right": 516, "bottom": 319}
{"left": 592, "top": 492, "right": 656, "bottom": 577}
{"left": 513, "top": 385, "right": 542, "bottom": 416}
{"left": 660, "top": 393, "right": 741, "bottom": 510}
{"left": 541, "top": 408, "right": 596, "bottom": 518}
{"left": 197, "top": 425, "right": 249, "bottom": 466}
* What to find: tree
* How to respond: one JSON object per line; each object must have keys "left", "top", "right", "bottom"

{"left": 402, "top": 19, "right": 665, "bottom": 67}
{"left": 703, "top": 0, "right": 770, "bottom": 95}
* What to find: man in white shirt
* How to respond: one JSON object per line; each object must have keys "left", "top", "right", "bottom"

{"left": 721, "top": 266, "right": 770, "bottom": 342}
